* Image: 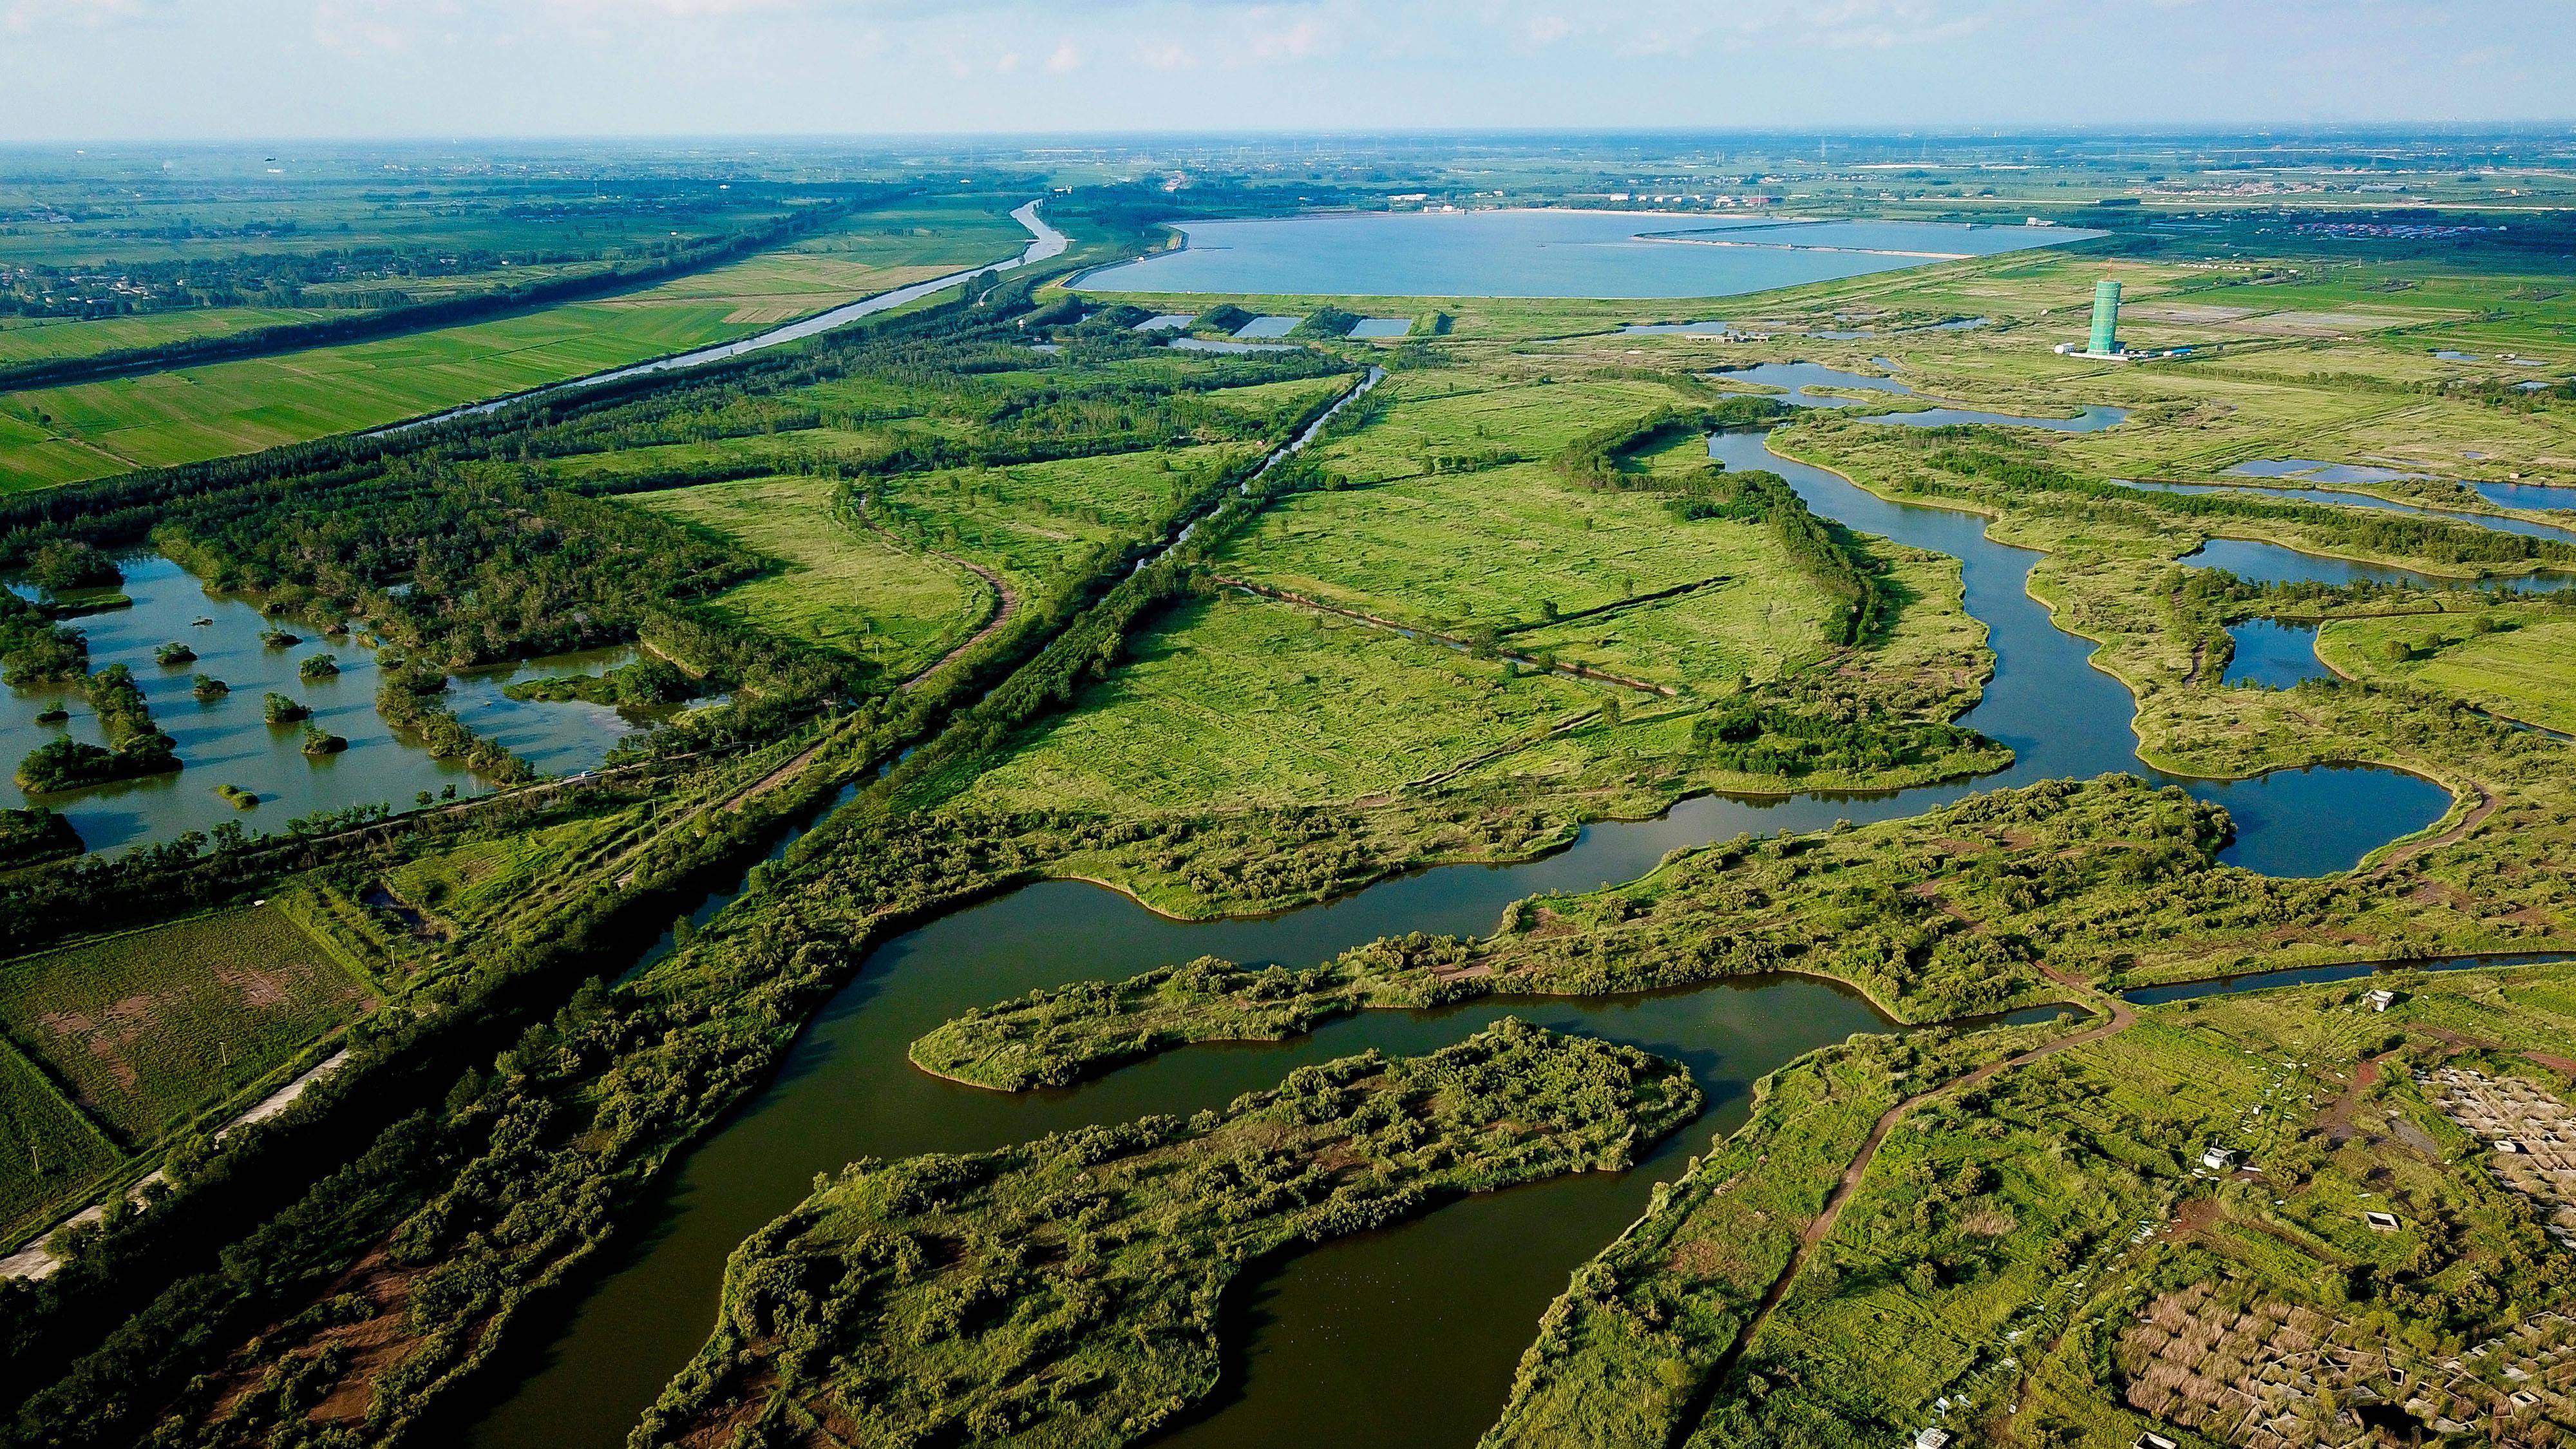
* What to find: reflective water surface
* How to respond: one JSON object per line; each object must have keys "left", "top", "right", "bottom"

{"left": 6, "top": 554, "right": 639, "bottom": 853}
{"left": 1074, "top": 209, "right": 2093, "bottom": 299}
{"left": 465, "top": 368, "right": 2463, "bottom": 1449}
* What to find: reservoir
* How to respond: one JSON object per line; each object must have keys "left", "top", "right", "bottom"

{"left": 466, "top": 370, "right": 2459, "bottom": 1449}
{"left": 1072, "top": 210, "right": 2094, "bottom": 299}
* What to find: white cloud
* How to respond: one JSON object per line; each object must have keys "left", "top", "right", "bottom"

{"left": 1238, "top": 14, "right": 1326, "bottom": 63}
{"left": 1133, "top": 35, "right": 1197, "bottom": 70}
{"left": 3, "top": 0, "right": 158, "bottom": 33}
{"left": 1045, "top": 36, "right": 1083, "bottom": 72}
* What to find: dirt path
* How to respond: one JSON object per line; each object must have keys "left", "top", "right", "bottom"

{"left": 1695, "top": 965, "right": 2135, "bottom": 1405}
{"left": 3, "top": 1048, "right": 356, "bottom": 1282}
{"left": 2322, "top": 1051, "right": 2392, "bottom": 1144}
{"left": 903, "top": 553, "right": 1018, "bottom": 692}
{"left": 2366, "top": 782, "right": 2497, "bottom": 878}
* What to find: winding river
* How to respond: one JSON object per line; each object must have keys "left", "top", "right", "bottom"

{"left": 464, "top": 368, "right": 2477, "bottom": 1449}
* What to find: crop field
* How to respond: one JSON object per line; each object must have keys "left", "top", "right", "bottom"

{"left": 0, "top": 202, "right": 1036, "bottom": 490}
{"left": 581, "top": 196, "right": 1028, "bottom": 327}
{"left": 634, "top": 473, "right": 984, "bottom": 679}
{"left": 0, "top": 1034, "right": 121, "bottom": 1247}
{"left": 0, "top": 307, "right": 345, "bottom": 367}
{"left": 0, "top": 905, "right": 375, "bottom": 1144}
{"left": 962, "top": 590, "right": 1613, "bottom": 815}
{"left": 2318, "top": 609, "right": 2576, "bottom": 732}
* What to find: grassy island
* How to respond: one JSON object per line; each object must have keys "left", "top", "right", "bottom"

{"left": 634, "top": 1021, "right": 1699, "bottom": 1449}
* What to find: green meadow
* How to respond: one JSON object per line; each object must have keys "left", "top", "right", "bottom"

{"left": 0, "top": 198, "right": 1035, "bottom": 491}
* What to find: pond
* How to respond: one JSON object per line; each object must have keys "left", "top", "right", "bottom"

{"left": 1346, "top": 317, "right": 1413, "bottom": 339}
{"left": 1232, "top": 315, "right": 1302, "bottom": 339}
{"left": 1170, "top": 337, "right": 1296, "bottom": 354}
{"left": 2228, "top": 458, "right": 2427, "bottom": 486}
{"left": 5, "top": 553, "right": 647, "bottom": 854}
{"left": 466, "top": 366, "right": 2456, "bottom": 1449}
{"left": 1072, "top": 209, "right": 2095, "bottom": 299}
{"left": 2179, "top": 536, "right": 2576, "bottom": 594}
{"left": 2222, "top": 620, "right": 2333, "bottom": 688}
{"left": 2477, "top": 480, "right": 2576, "bottom": 512}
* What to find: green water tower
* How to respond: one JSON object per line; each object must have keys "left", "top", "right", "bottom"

{"left": 2088, "top": 279, "right": 2121, "bottom": 355}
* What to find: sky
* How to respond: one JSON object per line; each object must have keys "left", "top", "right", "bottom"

{"left": 3, "top": 0, "right": 2573, "bottom": 140}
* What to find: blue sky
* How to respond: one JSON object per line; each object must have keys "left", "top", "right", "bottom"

{"left": 3, "top": 0, "right": 2571, "bottom": 140}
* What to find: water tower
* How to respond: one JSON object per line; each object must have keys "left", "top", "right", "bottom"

{"left": 2088, "top": 279, "right": 2122, "bottom": 355}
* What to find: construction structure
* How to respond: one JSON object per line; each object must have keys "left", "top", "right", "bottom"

{"left": 2089, "top": 278, "right": 2121, "bottom": 354}
{"left": 2052, "top": 276, "right": 2174, "bottom": 361}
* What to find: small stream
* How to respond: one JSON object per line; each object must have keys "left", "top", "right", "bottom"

{"left": 462, "top": 365, "right": 2485, "bottom": 1449}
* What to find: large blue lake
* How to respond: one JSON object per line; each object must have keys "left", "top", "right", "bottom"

{"left": 1074, "top": 209, "right": 2096, "bottom": 299}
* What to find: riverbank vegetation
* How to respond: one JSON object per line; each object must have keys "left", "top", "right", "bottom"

{"left": 634, "top": 1021, "right": 1698, "bottom": 1449}
{"left": 5, "top": 142, "right": 2576, "bottom": 1449}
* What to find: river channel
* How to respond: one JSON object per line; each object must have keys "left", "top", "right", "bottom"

{"left": 464, "top": 369, "right": 2481, "bottom": 1449}
{"left": 383, "top": 201, "right": 1067, "bottom": 435}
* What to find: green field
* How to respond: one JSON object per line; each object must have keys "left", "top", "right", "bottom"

{"left": 0, "top": 307, "right": 345, "bottom": 367}
{"left": 0, "top": 199, "right": 1034, "bottom": 491}
{"left": 874, "top": 442, "right": 1265, "bottom": 594}
{"left": 380, "top": 808, "right": 646, "bottom": 933}
{"left": 0, "top": 1034, "right": 121, "bottom": 1247}
{"left": 963, "top": 590, "right": 1612, "bottom": 815}
{"left": 2319, "top": 609, "right": 2576, "bottom": 733}
{"left": 0, "top": 906, "right": 374, "bottom": 1144}
{"left": 634, "top": 473, "right": 986, "bottom": 679}
{"left": 1224, "top": 459, "right": 1838, "bottom": 692}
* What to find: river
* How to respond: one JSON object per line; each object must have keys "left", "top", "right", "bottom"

{"left": 377, "top": 201, "right": 1066, "bottom": 436}
{"left": 460, "top": 367, "right": 2483, "bottom": 1449}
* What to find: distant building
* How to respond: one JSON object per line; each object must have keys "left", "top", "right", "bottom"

{"left": 2201, "top": 1145, "right": 2241, "bottom": 1173}
{"left": 2090, "top": 279, "right": 2122, "bottom": 355}
{"left": 2365, "top": 988, "right": 2399, "bottom": 1012}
